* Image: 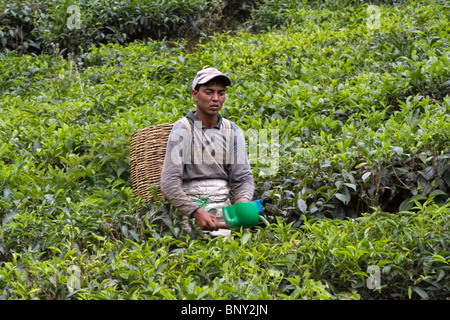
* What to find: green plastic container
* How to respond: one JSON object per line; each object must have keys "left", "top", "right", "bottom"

{"left": 223, "top": 202, "right": 260, "bottom": 229}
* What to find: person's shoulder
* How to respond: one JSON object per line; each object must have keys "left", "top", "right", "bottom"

{"left": 169, "top": 117, "right": 193, "bottom": 140}
{"left": 172, "top": 116, "right": 190, "bottom": 129}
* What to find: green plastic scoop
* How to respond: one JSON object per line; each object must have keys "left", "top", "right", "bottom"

{"left": 223, "top": 200, "right": 268, "bottom": 229}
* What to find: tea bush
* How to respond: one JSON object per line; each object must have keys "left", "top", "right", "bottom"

{"left": 1, "top": 0, "right": 209, "bottom": 54}
{"left": 0, "top": 0, "right": 259, "bottom": 55}
{"left": 1, "top": 201, "right": 448, "bottom": 299}
{"left": 0, "top": 0, "right": 449, "bottom": 300}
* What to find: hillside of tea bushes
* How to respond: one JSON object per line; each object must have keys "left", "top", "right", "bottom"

{"left": 0, "top": 0, "right": 449, "bottom": 300}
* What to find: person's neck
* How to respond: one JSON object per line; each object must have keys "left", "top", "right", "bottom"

{"left": 195, "top": 111, "right": 218, "bottom": 128}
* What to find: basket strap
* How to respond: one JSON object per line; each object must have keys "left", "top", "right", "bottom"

{"left": 222, "top": 119, "right": 232, "bottom": 166}
{"left": 178, "top": 117, "right": 194, "bottom": 163}
{"left": 179, "top": 117, "right": 192, "bottom": 137}
{"left": 222, "top": 118, "right": 231, "bottom": 144}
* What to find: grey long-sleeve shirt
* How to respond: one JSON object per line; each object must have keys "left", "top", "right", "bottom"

{"left": 160, "top": 111, "right": 255, "bottom": 217}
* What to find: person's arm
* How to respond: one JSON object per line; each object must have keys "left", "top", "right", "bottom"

{"left": 160, "top": 122, "right": 198, "bottom": 216}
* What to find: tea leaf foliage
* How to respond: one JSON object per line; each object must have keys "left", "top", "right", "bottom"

{"left": 0, "top": 0, "right": 449, "bottom": 300}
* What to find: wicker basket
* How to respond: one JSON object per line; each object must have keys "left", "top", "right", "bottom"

{"left": 130, "top": 123, "right": 174, "bottom": 202}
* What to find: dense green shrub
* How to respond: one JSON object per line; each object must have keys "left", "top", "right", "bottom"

{"left": 0, "top": 0, "right": 448, "bottom": 300}
{"left": 1, "top": 201, "right": 448, "bottom": 299}
{"left": 32, "top": 0, "right": 210, "bottom": 55}
{"left": 0, "top": 0, "right": 261, "bottom": 55}
{"left": 1, "top": 0, "right": 448, "bottom": 221}
{"left": 0, "top": 0, "right": 43, "bottom": 54}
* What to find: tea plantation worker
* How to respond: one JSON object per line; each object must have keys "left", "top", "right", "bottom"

{"left": 160, "top": 68, "right": 255, "bottom": 236}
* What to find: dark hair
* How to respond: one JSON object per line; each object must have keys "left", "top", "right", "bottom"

{"left": 194, "top": 77, "right": 229, "bottom": 91}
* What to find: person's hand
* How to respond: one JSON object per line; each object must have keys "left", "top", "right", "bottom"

{"left": 193, "top": 208, "right": 219, "bottom": 231}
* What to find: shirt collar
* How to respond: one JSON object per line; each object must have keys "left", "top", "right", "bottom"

{"left": 187, "top": 110, "right": 222, "bottom": 129}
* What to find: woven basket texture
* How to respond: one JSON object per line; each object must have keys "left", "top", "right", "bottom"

{"left": 130, "top": 123, "right": 173, "bottom": 202}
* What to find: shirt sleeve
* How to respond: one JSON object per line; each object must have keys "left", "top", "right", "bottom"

{"left": 160, "top": 121, "right": 199, "bottom": 217}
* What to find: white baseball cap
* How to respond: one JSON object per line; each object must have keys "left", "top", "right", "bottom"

{"left": 192, "top": 68, "right": 231, "bottom": 90}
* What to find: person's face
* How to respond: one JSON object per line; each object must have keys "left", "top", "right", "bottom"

{"left": 192, "top": 82, "right": 226, "bottom": 118}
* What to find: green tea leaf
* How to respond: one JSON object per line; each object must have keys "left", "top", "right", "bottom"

{"left": 241, "top": 232, "right": 252, "bottom": 246}
{"left": 429, "top": 189, "right": 447, "bottom": 197}
{"left": 412, "top": 286, "right": 429, "bottom": 299}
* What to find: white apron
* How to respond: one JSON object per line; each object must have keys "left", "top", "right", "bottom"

{"left": 182, "top": 178, "right": 231, "bottom": 236}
